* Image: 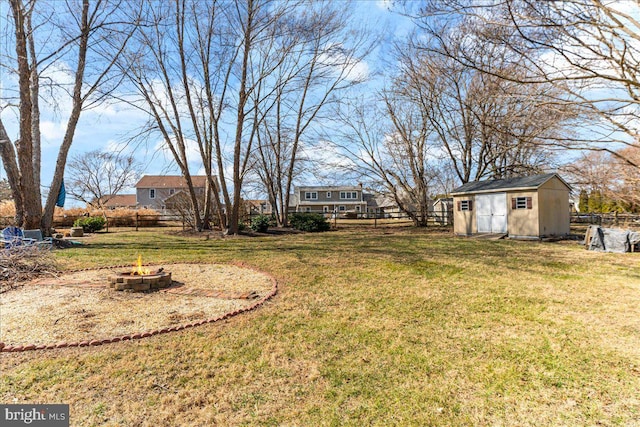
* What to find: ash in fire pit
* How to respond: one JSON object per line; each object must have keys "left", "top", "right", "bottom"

{"left": 108, "top": 255, "right": 172, "bottom": 292}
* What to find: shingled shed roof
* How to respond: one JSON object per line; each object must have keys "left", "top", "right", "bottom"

{"left": 136, "top": 175, "right": 208, "bottom": 188}
{"left": 451, "top": 173, "right": 570, "bottom": 195}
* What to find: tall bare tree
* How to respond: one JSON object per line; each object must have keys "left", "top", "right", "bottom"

{"left": 395, "top": 27, "right": 573, "bottom": 184}
{"left": 250, "top": 3, "right": 372, "bottom": 227}
{"left": 0, "top": 0, "right": 137, "bottom": 232}
{"left": 414, "top": 0, "right": 640, "bottom": 169}
{"left": 335, "top": 97, "right": 437, "bottom": 227}
{"left": 126, "top": 0, "right": 369, "bottom": 233}
{"left": 126, "top": 0, "right": 282, "bottom": 233}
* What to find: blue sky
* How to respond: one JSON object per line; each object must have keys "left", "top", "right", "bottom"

{"left": 0, "top": 0, "right": 415, "bottom": 206}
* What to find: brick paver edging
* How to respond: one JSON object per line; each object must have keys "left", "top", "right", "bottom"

{"left": 0, "top": 262, "right": 277, "bottom": 353}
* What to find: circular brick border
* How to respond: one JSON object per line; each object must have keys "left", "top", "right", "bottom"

{"left": 0, "top": 261, "right": 277, "bottom": 353}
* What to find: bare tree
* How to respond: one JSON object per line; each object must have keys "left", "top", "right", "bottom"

{"left": 334, "top": 27, "right": 572, "bottom": 226}
{"left": 128, "top": 0, "right": 287, "bottom": 234}
{"left": 126, "top": 0, "right": 368, "bottom": 233}
{"left": 414, "top": 0, "right": 640, "bottom": 169}
{"left": 563, "top": 146, "right": 640, "bottom": 212}
{"left": 0, "top": 0, "right": 138, "bottom": 233}
{"left": 335, "top": 98, "right": 437, "bottom": 227}
{"left": 250, "top": 3, "right": 373, "bottom": 227}
{"left": 395, "top": 29, "right": 572, "bottom": 184}
{"left": 66, "top": 150, "right": 141, "bottom": 208}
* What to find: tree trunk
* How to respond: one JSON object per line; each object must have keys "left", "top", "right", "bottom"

{"left": 10, "top": 0, "right": 41, "bottom": 230}
{"left": 41, "top": 0, "right": 90, "bottom": 235}
{"left": 0, "top": 120, "right": 25, "bottom": 226}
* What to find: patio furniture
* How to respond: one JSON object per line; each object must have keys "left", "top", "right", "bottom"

{"left": 23, "top": 229, "right": 53, "bottom": 249}
{"left": 1, "top": 226, "right": 35, "bottom": 250}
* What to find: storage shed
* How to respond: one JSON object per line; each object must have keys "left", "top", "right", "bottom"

{"left": 451, "top": 173, "right": 571, "bottom": 238}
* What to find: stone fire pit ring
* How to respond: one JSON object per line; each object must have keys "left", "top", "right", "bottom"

{"left": 108, "top": 269, "right": 172, "bottom": 292}
{"left": 0, "top": 262, "right": 278, "bottom": 353}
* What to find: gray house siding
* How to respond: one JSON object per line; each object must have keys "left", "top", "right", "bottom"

{"left": 294, "top": 185, "right": 367, "bottom": 215}
{"left": 135, "top": 175, "right": 209, "bottom": 212}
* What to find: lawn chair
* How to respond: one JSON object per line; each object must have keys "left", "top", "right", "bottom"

{"left": 23, "top": 229, "right": 53, "bottom": 250}
{"left": 1, "top": 226, "right": 35, "bottom": 250}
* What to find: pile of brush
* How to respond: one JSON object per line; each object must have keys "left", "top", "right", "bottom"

{"left": 0, "top": 246, "right": 58, "bottom": 293}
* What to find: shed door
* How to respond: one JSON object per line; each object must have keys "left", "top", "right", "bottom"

{"left": 476, "top": 193, "right": 507, "bottom": 233}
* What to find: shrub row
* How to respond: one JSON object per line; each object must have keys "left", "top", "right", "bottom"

{"left": 289, "top": 213, "right": 330, "bottom": 232}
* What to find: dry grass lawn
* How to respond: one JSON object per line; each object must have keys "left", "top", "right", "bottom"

{"left": 1, "top": 227, "right": 639, "bottom": 426}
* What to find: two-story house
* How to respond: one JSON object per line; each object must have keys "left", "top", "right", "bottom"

{"left": 136, "top": 175, "right": 209, "bottom": 212}
{"left": 292, "top": 185, "right": 367, "bottom": 216}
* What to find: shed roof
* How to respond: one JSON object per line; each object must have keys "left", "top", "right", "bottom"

{"left": 451, "top": 173, "right": 570, "bottom": 195}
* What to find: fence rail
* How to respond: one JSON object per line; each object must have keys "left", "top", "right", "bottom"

{"left": 0, "top": 214, "right": 186, "bottom": 231}
{"left": 2, "top": 211, "right": 637, "bottom": 231}
{"left": 570, "top": 213, "right": 640, "bottom": 227}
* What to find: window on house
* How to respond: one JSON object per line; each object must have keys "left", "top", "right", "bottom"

{"left": 305, "top": 192, "right": 318, "bottom": 200}
{"left": 458, "top": 200, "right": 472, "bottom": 211}
{"left": 356, "top": 205, "right": 360, "bottom": 212}
{"left": 339, "top": 205, "right": 346, "bottom": 211}
{"left": 305, "top": 207, "right": 311, "bottom": 212}
{"left": 340, "top": 191, "right": 358, "bottom": 199}
{"left": 326, "top": 192, "right": 332, "bottom": 198}
{"left": 169, "top": 189, "right": 175, "bottom": 195}
{"left": 149, "top": 189, "right": 156, "bottom": 199}
{"left": 323, "top": 206, "right": 329, "bottom": 213}
{"left": 512, "top": 196, "right": 532, "bottom": 210}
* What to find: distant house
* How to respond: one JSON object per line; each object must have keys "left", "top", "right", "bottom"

{"left": 245, "top": 200, "right": 273, "bottom": 216}
{"left": 451, "top": 173, "right": 571, "bottom": 238}
{"left": 93, "top": 194, "right": 138, "bottom": 210}
{"left": 292, "top": 185, "right": 367, "bottom": 216}
{"left": 135, "top": 175, "right": 211, "bottom": 212}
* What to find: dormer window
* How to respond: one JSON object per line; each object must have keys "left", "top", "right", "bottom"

{"left": 149, "top": 189, "right": 156, "bottom": 199}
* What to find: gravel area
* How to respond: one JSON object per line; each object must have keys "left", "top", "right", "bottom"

{"left": 0, "top": 264, "right": 273, "bottom": 346}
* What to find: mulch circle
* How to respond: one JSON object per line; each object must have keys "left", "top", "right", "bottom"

{"left": 0, "top": 262, "right": 277, "bottom": 353}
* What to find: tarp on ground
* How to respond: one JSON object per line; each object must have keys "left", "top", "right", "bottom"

{"left": 586, "top": 225, "right": 640, "bottom": 253}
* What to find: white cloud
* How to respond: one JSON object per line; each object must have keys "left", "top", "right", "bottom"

{"left": 376, "top": 0, "right": 392, "bottom": 11}
{"left": 40, "top": 120, "right": 68, "bottom": 144}
{"left": 319, "top": 43, "right": 370, "bottom": 82}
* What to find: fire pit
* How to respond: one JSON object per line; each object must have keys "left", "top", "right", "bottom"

{"left": 108, "top": 255, "right": 172, "bottom": 292}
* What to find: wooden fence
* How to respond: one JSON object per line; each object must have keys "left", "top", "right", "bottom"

{"left": 2, "top": 211, "right": 637, "bottom": 231}
{"left": 570, "top": 213, "right": 640, "bottom": 228}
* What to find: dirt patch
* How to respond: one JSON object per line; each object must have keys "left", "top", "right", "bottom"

{"left": 0, "top": 264, "right": 274, "bottom": 347}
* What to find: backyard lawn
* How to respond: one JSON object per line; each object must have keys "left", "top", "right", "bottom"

{"left": 1, "top": 227, "right": 639, "bottom": 426}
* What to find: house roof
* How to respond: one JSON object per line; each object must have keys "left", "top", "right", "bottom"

{"left": 450, "top": 173, "right": 570, "bottom": 195}
{"left": 296, "top": 185, "right": 362, "bottom": 192}
{"left": 97, "top": 194, "right": 137, "bottom": 207}
{"left": 136, "top": 175, "right": 208, "bottom": 189}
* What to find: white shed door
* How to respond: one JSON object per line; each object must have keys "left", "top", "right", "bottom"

{"left": 476, "top": 193, "right": 507, "bottom": 233}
